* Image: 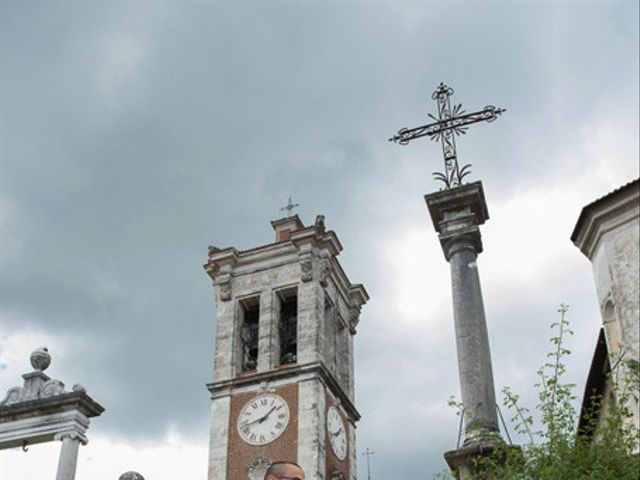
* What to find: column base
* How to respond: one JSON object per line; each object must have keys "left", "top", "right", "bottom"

{"left": 444, "top": 439, "right": 521, "bottom": 480}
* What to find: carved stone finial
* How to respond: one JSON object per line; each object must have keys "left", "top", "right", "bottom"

{"left": 72, "top": 384, "right": 86, "bottom": 393}
{"left": 315, "top": 214, "right": 325, "bottom": 232}
{"left": 119, "top": 472, "right": 145, "bottom": 480}
{"left": 30, "top": 347, "right": 51, "bottom": 371}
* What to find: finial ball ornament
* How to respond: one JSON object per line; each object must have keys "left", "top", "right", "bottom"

{"left": 119, "top": 472, "right": 145, "bottom": 480}
{"left": 30, "top": 347, "right": 51, "bottom": 371}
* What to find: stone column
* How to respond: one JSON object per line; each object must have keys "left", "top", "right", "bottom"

{"left": 425, "top": 182, "right": 507, "bottom": 477}
{"left": 55, "top": 432, "right": 85, "bottom": 480}
{"left": 448, "top": 236, "right": 499, "bottom": 438}
{"left": 297, "top": 279, "right": 324, "bottom": 365}
{"left": 297, "top": 378, "right": 326, "bottom": 480}
{"left": 257, "top": 290, "right": 275, "bottom": 372}
{"left": 207, "top": 395, "right": 230, "bottom": 480}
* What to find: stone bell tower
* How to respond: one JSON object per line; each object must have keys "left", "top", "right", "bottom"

{"left": 204, "top": 214, "right": 368, "bottom": 480}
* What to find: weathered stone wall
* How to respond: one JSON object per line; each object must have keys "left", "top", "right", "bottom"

{"left": 572, "top": 180, "right": 640, "bottom": 443}
{"left": 297, "top": 378, "right": 326, "bottom": 479}
{"left": 591, "top": 219, "right": 640, "bottom": 362}
{"left": 207, "top": 396, "right": 230, "bottom": 480}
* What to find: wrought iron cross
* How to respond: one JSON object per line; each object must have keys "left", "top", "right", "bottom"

{"left": 280, "top": 196, "right": 300, "bottom": 215}
{"left": 389, "top": 83, "right": 505, "bottom": 189}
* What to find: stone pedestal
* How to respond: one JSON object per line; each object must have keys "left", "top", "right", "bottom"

{"left": 444, "top": 440, "right": 521, "bottom": 480}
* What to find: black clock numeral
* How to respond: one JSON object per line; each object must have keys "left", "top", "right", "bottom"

{"left": 278, "top": 413, "right": 286, "bottom": 419}
{"left": 275, "top": 422, "right": 283, "bottom": 429}
{"left": 270, "top": 430, "right": 276, "bottom": 437}
{"left": 260, "top": 398, "right": 268, "bottom": 406}
{"left": 250, "top": 433, "right": 256, "bottom": 441}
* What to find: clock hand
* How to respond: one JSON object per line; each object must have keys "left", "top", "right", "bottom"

{"left": 258, "top": 406, "right": 277, "bottom": 423}
{"left": 239, "top": 417, "right": 262, "bottom": 428}
{"left": 240, "top": 405, "right": 277, "bottom": 428}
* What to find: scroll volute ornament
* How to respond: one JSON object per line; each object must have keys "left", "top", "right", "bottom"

{"left": 319, "top": 258, "right": 331, "bottom": 287}
{"left": 300, "top": 257, "right": 313, "bottom": 282}
{"left": 348, "top": 307, "right": 360, "bottom": 334}
{"left": 216, "top": 273, "right": 232, "bottom": 301}
{"left": 40, "top": 379, "right": 66, "bottom": 398}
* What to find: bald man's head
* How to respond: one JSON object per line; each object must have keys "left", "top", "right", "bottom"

{"left": 264, "top": 461, "right": 305, "bottom": 480}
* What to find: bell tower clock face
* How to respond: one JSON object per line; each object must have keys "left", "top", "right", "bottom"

{"left": 237, "top": 393, "right": 290, "bottom": 446}
{"left": 327, "top": 405, "right": 347, "bottom": 461}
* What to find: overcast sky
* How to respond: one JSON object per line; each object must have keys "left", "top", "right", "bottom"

{"left": 1, "top": 1, "right": 638, "bottom": 479}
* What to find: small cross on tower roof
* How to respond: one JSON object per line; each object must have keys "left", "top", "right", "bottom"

{"left": 280, "top": 196, "right": 300, "bottom": 216}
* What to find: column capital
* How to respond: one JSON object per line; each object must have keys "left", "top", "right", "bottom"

{"left": 54, "top": 431, "right": 88, "bottom": 445}
{"left": 425, "top": 182, "right": 489, "bottom": 261}
{"left": 439, "top": 227, "right": 483, "bottom": 261}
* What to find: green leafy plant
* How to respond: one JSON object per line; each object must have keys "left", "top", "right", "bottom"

{"left": 435, "top": 305, "right": 640, "bottom": 480}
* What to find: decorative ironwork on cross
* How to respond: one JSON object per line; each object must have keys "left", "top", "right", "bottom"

{"left": 281, "top": 196, "right": 300, "bottom": 215}
{"left": 389, "top": 83, "right": 506, "bottom": 189}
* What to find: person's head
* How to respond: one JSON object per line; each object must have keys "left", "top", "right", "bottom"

{"left": 264, "top": 461, "right": 305, "bottom": 480}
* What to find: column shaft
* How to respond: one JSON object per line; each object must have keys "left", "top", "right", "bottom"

{"left": 450, "top": 246, "right": 498, "bottom": 439}
{"left": 55, "top": 435, "right": 81, "bottom": 480}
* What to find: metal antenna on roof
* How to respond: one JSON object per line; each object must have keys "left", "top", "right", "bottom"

{"left": 362, "top": 448, "right": 376, "bottom": 480}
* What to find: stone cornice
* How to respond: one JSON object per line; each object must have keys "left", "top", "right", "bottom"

{"left": 206, "top": 361, "right": 360, "bottom": 421}
{"left": 204, "top": 221, "right": 366, "bottom": 312}
{"left": 0, "top": 391, "right": 105, "bottom": 422}
{"left": 290, "top": 227, "right": 343, "bottom": 257}
{"left": 348, "top": 284, "right": 369, "bottom": 309}
{"left": 0, "top": 405, "right": 96, "bottom": 449}
{"left": 571, "top": 180, "right": 640, "bottom": 260}
{"left": 271, "top": 215, "right": 304, "bottom": 232}
{"left": 424, "top": 181, "right": 489, "bottom": 234}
